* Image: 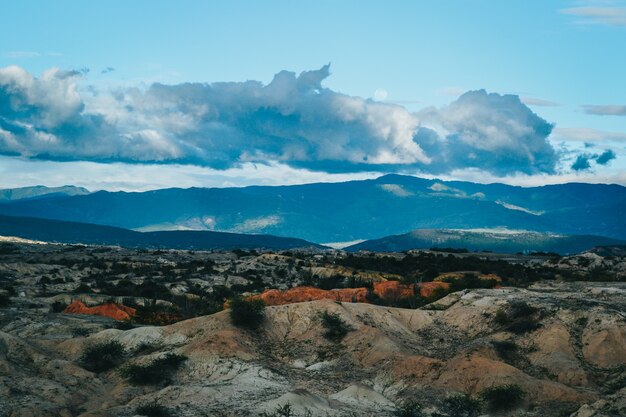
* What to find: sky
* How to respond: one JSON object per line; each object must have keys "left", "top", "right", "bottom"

{"left": 0, "top": 0, "right": 625, "bottom": 191}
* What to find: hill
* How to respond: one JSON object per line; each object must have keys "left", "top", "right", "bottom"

{"left": 0, "top": 214, "right": 323, "bottom": 251}
{"left": 0, "top": 185, "right": 89, "bottom": 202}
{"left": 0, "top": 175, "right": 624, "bottom": 242}
{"left": 345, "top": 228, "right": 626, "bottom": 255}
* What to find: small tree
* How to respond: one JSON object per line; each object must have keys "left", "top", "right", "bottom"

{"left": 120, "top": 352, "right": 187, "bottom": 385}
{"left": 480, "top": 384, "right": 524, "bottom": 413}
{"left": 443, "top": 393, "right": 481, "bottom": 417}
{"left": 230, "top": 296, "right": 266, "bottom": 330}
{"left": 320, "top": 311, "right": 353, "bottom": 342}
{"left": 394, "top": 400, "right": 425, "bottom": 417}
{"left": 80, "top": 340, "right": 126, "bottom": 372}
{"left": 136, "top": 402, "right": 170, "bottom": 417}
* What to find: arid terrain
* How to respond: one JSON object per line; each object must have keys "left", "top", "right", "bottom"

{"left": 1, "top": 240, "right": 625, "bottom": 417}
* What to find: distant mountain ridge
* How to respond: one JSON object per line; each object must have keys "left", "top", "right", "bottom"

{"left": 0, "top": 175, "right": 624, "bottom": 242}
{"left": 0, "top": 214, "right": 324, "bottom": 251}
{"left": 0, "top": 185, "right": 90, "bottom": 202}
{"left": 344, "top": 228, "right": 626, "bottom": 255}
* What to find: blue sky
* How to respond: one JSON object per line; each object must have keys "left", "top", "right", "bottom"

{"left": 0, "top": 0, "right": 625, "bottom": 190}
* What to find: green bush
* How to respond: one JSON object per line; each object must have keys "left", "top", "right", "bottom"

{"left": 394, "top": 400, "right": 425, "bottom": 417}
{"left": 50, "top": 301, "right": 68, "bottom": 313}
{"left": 494, "top": 301, "right": 541, "bottom": 334}
{"left": 480, "top": 384, "right": 524, "bottom": 412}
{"left": 136, "top": 402, "right": 171, "bottom": 417}
{"left": 80, "top": 340, "right": 126, "bottom": 372}
{"left": 491, "top": 340, "right": 518, "bottom": 361}
{"left": 230, "top": 296, "right": 266, "bottom": 330}
{"left": 120, "top": 352, "right": 187, "bottom": 385}
{"left": 260, "top": 403, "right": 303, "bottom": 417}
{"left": 320, "top": 311, "right": 353, "bottom": 342}
{"left": 443, "top": 393, "right": 481, "bottom": 417}
{"left": 71, "top": 327, "right": 91, "bottom": 338}
{"left": 0, "top": 293, "right": 10, "bottom": 308}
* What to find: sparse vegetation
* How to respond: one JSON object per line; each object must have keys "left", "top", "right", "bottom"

{"left": 80, "top": 340, "right": 126, "bottom": 372}
{"left": 0, "top": 293, "right": 10, "bottom": 307}
{"left": 491, "top": 340, "right": 518, "bottom": 361}
{"left": 71, "top": 327, "right": 91, "bottom": 337}
{"left": 320, "top": 310, "right": 353, "bottom": 342}
{"left": 442, "top": 393, "right": 481, "bottom": 417}
{"left": 136, "top": 402, "right": 171, "bottom": 417}
{"left": 230, "top": 296, "right": 266, "bottom": 330}
{"left": 394, "top": 400, "right": 425, "bottom": 417}
{"left": 259, "top": 403, "right": 309, "bottom": 417}
{"left": 480, "top": 384, "right": 525, "bottom": 412}
{"left": 120, "top": 353, "right": 187, "bottom": 385}
{"left": 494, "top": 301, "right": 541, "bottom": 334}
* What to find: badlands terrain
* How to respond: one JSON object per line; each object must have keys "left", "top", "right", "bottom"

{"left": 0, "top": 241, "right": 625, "bottom": 416}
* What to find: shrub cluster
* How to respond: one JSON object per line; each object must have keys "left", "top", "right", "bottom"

{"left": 229, "top": 296, "right": 266, "bottom": 330}
{"left": 80, "top": 340, "right": 126, "bottom": 372}
{"left": 442, "top": 394, "right": 481, "bottom": 417}
{"left": 494, "top": 301, "right": 541, "bottom": 334}
{"left": 0, "top": 293, "right": 10, "bottom": 308}
{"left": 480, "top": 384, "right": 525, "bottom": 412}
{"left": 120, "top": 352, "right": 187, "bottom": 385}
{"left": 320, "top": 311, "right": 353, "bottom": 342}
{"left": 136, "top": 402, "right": 171, "bottom": 417}
{"left": 394, "top": 400, "right": 424, "bottom": 417}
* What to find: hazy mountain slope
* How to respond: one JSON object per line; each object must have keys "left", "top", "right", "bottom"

{"left": 345, "top": 228, "right": 626, "bottom": 255}
{"left": 0, "top": 215, "right": 323, "bottom": 250}
{"left": 0, "top": 185, "right": 89, "bottom": 202}
{"left": 0, "top": 175, "right": 624, "bottom": 242}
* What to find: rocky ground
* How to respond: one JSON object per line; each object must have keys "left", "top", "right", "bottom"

{"left": 1, "top": 241, "right": 625, "bottom": 416}
{"left": 1, "top": 282, "right": 625, "bottom": 416}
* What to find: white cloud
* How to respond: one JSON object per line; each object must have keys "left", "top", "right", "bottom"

{"left": 0, "top": 66, "right": 561, "bottom": 177}
{"left": 521, "top": 97, "right": 560, "bottom": 107}
{"left": 560, "top": 7, "right": 626, "bottom": 26}
{"left": 553, "top": 127, "right": 626, "bottom": 143}
{"left": 581, "top": 104, "right": 626, "bottom": 116}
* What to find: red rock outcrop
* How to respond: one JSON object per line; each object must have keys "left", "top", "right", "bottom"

{"left": 63, "top": 300, "right": 136, "bottom": 321}
{"left": 250, "top": 281, "right": 451, "bottom": 306}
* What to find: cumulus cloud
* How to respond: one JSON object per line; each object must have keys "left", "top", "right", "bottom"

{"left": 582, "top": 104, "right": 626, "bottom": 116}
{"left": 416, "top": 90, "right": 557, "bottom": 175}
{"left": 0, "top": 65, "right": 560, "bottom": 176}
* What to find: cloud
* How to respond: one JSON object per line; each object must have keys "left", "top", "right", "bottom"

{"left": 596, "top": 149, "right": 616, "bottom": 165}
{"left": 570, "top": 148, "right": 617, "bottom": 171}
{"left": 560, "top": 7, "right": 626, "bottom": 26}
{"left": 582, "top": 104, "right": 626, "bottom": 116}
{"left": 571, "top": 154, "right": 593, "bottom": 171}
{"left": 0, "top": 65, "right": 559, "bottom": 176}
{"left": 416, "top": 90, "right": 557, "bottom": 175}
{"left": 521, "top": 97, "right": 560, "bottom": 107}
{"left": 101, "top": 67, "right": 116, "bottom": 74}
{"left": 553, "top": 127, "right": 626, "bottom": 143}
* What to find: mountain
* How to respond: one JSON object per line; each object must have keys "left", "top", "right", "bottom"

{"left": 0, "top": 174, "right": 624, "bottom": 242}
{"left": 0, "top": 214, "right": 323, "bottom": 250}
{"left": 345, "top": 228, "right": 626, "bottom": 255}
{"left": 0, "top": 185, "right": 90, "bottom": 202}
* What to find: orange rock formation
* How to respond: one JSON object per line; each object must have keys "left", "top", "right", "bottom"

{"left": 63, "top": 300, "right": 136, "bottom": 321}
{"left": 250, "top": 280, "right": 451, "bottom": 306}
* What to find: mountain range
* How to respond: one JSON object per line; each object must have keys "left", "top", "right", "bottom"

{"left": 0, "top": 214, "right": 322, "bottom": 251}
{"left": 345, "top": 228, "right": 625, "bottom": 254}
{"left": 0, "top": 185, "right": 89, "bottom": 202}
{"left": 0, "top": 175, "right": 624, "bottom": 245}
